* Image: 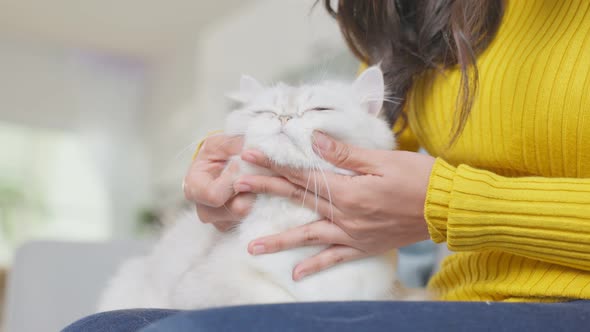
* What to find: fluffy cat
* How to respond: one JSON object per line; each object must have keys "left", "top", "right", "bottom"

{"left": 98, "top": 66, "right": 407, "bottom": 311}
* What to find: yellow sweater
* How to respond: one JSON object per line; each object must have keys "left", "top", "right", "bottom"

{"left": 404, "top": 0, "right": 590, "bottom": 301}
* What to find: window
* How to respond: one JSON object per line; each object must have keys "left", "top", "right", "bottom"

{"left": 0, "top": 122, "right": 110, "bottom": 265}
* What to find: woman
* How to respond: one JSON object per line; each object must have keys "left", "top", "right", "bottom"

{"left": 65, "top": 1, "right": 590, "bottom": 331}
{"left": 191, "top": 0, "right": 590, "bottom": 302}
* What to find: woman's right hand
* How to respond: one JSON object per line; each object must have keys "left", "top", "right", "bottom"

{"left": 183, "top": 134, "right": 254, "bottom": 231}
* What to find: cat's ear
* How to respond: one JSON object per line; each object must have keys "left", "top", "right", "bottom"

{"left": 353, "top": 66, "right": 384, "bottom": 116}
{"left": 227, "top": 75, "right": 264, "bottom": 103}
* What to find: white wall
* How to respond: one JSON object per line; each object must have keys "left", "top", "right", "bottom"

{"left": 144, "top": 0, "right": 355, "bottom": 202}
{"left": 142, "top": 46, "right": 198, "bottom": 208}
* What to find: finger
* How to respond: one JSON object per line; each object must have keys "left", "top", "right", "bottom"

{"left": 312, "top": 131, "right": 381, "bottom": 175}
{"left": 247, "top": 220, "right": 351, "bottom": 255}
{"left": 293, "top": 245, "right": 368, "bottom": 281}
{"left": 235, "top": 175, "right": 339, "bottom": 219}
{"left": 240, "top": 151, "right": 345, "bottom": 200}
{"left": 184, "top": 160, "right": 226, "bottom": 202}
{"left": 198, "top": 134, "right": 244, "bottom": 161}
{"left": 196, "top": 193, "right": 256, "bottom": 223}
{"left": 185, "top": 160, "right": 240, "bottom": 207}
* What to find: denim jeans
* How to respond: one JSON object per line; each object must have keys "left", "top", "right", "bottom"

{"left": 63, "top": 300, "right": 590, "bottom": 332}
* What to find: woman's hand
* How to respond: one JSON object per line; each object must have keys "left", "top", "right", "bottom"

{"left": 183, "top": 134, "right": 255, "bottom": 232}
{"left": 234, "top": 132, "right": 435, "bottom": 280}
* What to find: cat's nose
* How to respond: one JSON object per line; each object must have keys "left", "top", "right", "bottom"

{"left": 278, "top": 115, "right": 293, "bottom": 125}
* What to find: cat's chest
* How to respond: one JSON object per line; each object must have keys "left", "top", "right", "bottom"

{"left": 237, "top": 195, "right": 320, "bottom": 242}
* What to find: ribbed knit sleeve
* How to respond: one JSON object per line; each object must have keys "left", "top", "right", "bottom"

{"left": 425, "top": 158, "right": 590, "bottom": 271}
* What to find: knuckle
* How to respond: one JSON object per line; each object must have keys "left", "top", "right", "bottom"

{"left": 355, "top": 199, "right": 373, "bottom": 213}
{"left": 286, "top": 168, "right": 302, "bottom": 181}
{"left": 289, "top": 186, "right": 306, "bottom": 201}
{"left": 343, "top": 219, "right": 364, "bottom": 237}
{"left": 334, "top": 144, "right": 352, "bottom": 165}
{"left": 196, "top": 205, "right": 212, "bottom": 224}
{"left": 203, "top": 190, "right": 224, "bottom": 207}
{"left": 262, "top": 157, "right": 273, "bottom": 169}
{"left": 362, "top": 203, "right": 380, "bottom": 217}
{"left": 219, "top": 220, "right": 238, "bottom": 232}
{"left": 325, "top": 251, "right": 344, "bottom": 265}
{"left": 335, "top": 192, "right": 356, "bottom": 208}
{"left": 269, "top": 238, "right": 286, "bottom": 251}
{"left": 301, "top": 225, "right": 320, "bottom": 244}
{"left": 310, "top": 259, "right": 327, "bottom": 272}
{"left": 214, "top": 222, "right": 230, "bottom": 232}
{"left": 231, "top": 198, "right": 252, "bottom": 219}
{"left": 259, "top": 182, "right": 271, "bottom": 194}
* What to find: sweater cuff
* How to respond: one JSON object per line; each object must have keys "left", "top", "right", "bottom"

{"left": 444, "top": 164, "right": 590, "bottom": 257}
{"left": 424, "top": 158, "right": 456, "bottom": 243}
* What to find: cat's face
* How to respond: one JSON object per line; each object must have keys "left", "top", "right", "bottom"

{"left": 225, "top": 66, "right": 395, "bottom": 169}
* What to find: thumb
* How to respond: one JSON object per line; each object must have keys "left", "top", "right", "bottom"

{"left": 312, "top": 131, "right": 378, "bottom": 174}
{"left": 199, "top": 160, "right": 241, "bottom": 207}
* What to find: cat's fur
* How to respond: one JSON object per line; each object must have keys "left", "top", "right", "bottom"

{"left": 98, "top": 66, "right": 406, "bottom": 311}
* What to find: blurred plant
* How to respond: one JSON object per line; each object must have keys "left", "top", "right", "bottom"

{"left": 135, "top": 200, "right": 192, "bottom": 237}
{"left": 0, "top": 180, "right": 46, "bottom": 245}
{"left": 0, "top": 184, "right": 24, "bottom": 238}
{"left": 135, "top": 207, "right": 163, "bottom": 237}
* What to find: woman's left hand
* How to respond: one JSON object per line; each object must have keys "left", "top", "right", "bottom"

{"left": 234, "top": 132, "right": 436, "bottom": 281}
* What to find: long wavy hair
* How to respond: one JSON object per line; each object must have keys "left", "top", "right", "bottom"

{"left": 324, "top": 0, "right": 505, "bottom": 144}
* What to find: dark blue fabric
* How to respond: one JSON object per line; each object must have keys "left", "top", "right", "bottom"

{"left": 61, "top": 309, "right": 178, "bottom": 332}
{"left": 63, "top": 301, "right": 590, "bottom": 332}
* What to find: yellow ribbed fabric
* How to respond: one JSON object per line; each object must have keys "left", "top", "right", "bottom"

{"left": 405, "top": 0, "right": 590, "bottom": 301}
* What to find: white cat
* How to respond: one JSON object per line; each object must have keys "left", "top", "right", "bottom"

{"left": 98, "top": 66, "right": 405, "bottom": 311}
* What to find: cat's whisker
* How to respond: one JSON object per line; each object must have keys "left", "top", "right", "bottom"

{"left": 211, "top": 134, "right": 243, "bottom": 152}
{"left": 362, "top": 90, "right": 403, "bottom": 101}
{"left": 310, "top": 136, "right": 335, "bottom": 221}
{"left": 382, "top": 97, "right": 403, "bottom": 102}
{"left": 312, "top": 163, "right": 319, "bottom": 214}
{"left": 222, "top": 202, "right": 239, "bottom": 221}
{"left": 302, "top": 165, "right": 313, "bottom": 210}
{"left": 365, "top": 91, "right": 402, "bottom": 99}
{"left": 316, "top": 166, "right": 334, "bottom": 222}
{"left": 363, "top": 96, "right": 401, "bottom": 105}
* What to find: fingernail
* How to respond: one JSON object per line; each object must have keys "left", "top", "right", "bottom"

{"left": 242, "top": 150, "right": 265, "bottom": 164}
{"left": 252, "top": 244, "right": 266, "bottom": 255}
{"left": 234, "top": 182, "right": 252, "bottom": 192}
{"left": 241, "top": 151, "right": 257, "bottom": 163}
{"left": 313, "top": 132, "right": 334, "bottom": 152}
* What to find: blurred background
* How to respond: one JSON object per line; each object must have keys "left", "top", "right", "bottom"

{"left": 0, "top": 0, "right": 358, "bottom": 258}
{"left": 0, "top": 1, "right": 437, "bottom": 331}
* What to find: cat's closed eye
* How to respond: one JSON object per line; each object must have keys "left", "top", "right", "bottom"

{"left": 253, "top": 110, "right": 277, "bottom": 115}
{"left": 306, "top": 107, "right": 334, "bottom": 112}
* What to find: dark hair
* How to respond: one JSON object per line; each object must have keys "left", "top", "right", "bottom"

{"left": 324, "top": 0, "right": 505, "bottom": 145}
